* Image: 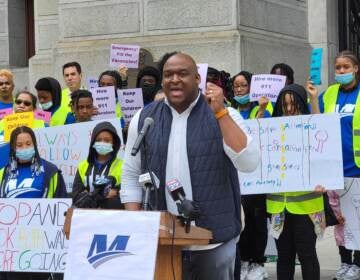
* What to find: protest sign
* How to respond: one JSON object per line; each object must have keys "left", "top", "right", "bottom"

{"left": 4, "top": 112, "right": 34, "bottom": 142}
{"left": 34, "top": 110, "right": 51, "bottom": 124}
{"left": 250, "top": 74, "right": 286, "bottom": 102}
{"left": 239, "top": 113, "right": 344, "bottom": 194}
{"left": 64, "top": 210, "right": 160, "bottom": 280}
{"left": 34, "top": 118, "right": 123, "bottom": 193}
{"left": 117, "top": 88, "right": 144, "bottom": 124}
{"left": 86, "top": 77, "right": 99, "bottom": 89}
{"left": 90, "top": 86, "right": 117, "bottom": 120}
{"left": 341, "top": 178, "right": 360, "bottom": 250}
{"left": 309, "top": 48, "right": 323, "bottom": 85}
{"left": 197, "top": 63, "right": 208, "bottom": 94}
{"left": 0, "top": 198, "right": 71, "bottom": 273}
{"left": 0, "top": 108, "right": 13, "bottom": 120}
{"left": 109, "top": 44, "right": 140, "bottom": 69}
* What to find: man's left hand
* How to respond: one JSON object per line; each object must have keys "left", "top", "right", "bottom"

{"left": 205, "top": 82, "right": 225, "bottom": 113}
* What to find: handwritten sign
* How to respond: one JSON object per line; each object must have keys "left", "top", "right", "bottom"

{"left": 64, "top": 210, "right": 160, "bottom": 280}
{"left": 4, "top": 112, "right": 34, "bottom": 142}
{"left": 197, "top": 63, "right": 208, "bottom": 94}
{"left": 109, "top": 44, "right": 140, "bottom": 69}
{"left": 0, "top": 108, "right": 13, "bottom": 120}
{"left": 34, "top": 118, "right": 123, "bottom": 193}
{"left": 250, "top": 74, "right": 286, "bottom": 102}
{"left": 0, "top": 198, "right": 71, "bottom": 273}
{"left": 341, "top": 178, "right": 360, "bottom": 250}
{"left": 86, "top": 77, "right": 99, "bottom": 89}
{"left": 90, "top": 86, "right": 117, "bottom": 120}
{"left": 118, "top": 88, "right": 144, "bottom": 124}
{"left": 239, "top": 114, "right": 344, "bottom": 194}
{"left": 34, "top": 110, "right": 51, "bottom": 124}
{"left": 310, "top": 48, "right": 323, "bottom": 85}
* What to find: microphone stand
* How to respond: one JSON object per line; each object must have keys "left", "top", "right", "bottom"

{"left": 142, "top": 137, "right": 158, "bottom": 211}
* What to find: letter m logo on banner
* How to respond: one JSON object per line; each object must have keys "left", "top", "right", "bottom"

{"left": 87, "top": 234, "right": 132, "bottom": 268}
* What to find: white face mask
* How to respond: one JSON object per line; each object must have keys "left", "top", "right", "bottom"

{"left": 41, "top": 101, "right": 53, "bottom": 110}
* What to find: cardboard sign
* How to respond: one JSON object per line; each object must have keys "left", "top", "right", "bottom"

{"left": 109, "top": 44, "right": 140, "bottom": 69}
{"left": 239, "top": 114, "right": 344, "bottom": 194}
{"left": 4, "top": 112, "right": 34, "bottom": 142}
{"left": 34, "top": 110, "right": 51, "bottom": 124}
{"left": 0, "top": 198, "right": 71, "bottom": 273}
{"left": 197, "top": 63, "right": 208, "bottom": 94}
{"left": 0, "top": 108, "right": 13, "bottom": 120}
{"left": 310, "top": 48, "right": 323, "bottom": 85}
{"left": 117, "top": 88, "right": 144, "bottom": 124}
{"left": 86, "top": 77, "right": 99, "bottom": 89}
{"left": 250, "top": 74, "right": 286, "bottom": 102}
{"left": 64, "top": 210, "right": 160, "bottom": 280}
{"left": 90, "top": 86, "right": 117, "bottom": 120}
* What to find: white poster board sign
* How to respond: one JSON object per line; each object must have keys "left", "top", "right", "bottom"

{"left": 64, "top": 210, "right": 160, "bottom": 280}
{"left": 90, "top": 86, "right": 117, "bottom": 120}
{"left": 86, "top": 77, "right": 99, "bottom": 89}
{"left": 109, "top": 44, "right": 140, "bottom": 69}
{"left": 239, "top": 114, "right": 344, "bottom": 194}
{"left": 341, "top": 178, "right": 360, "bottom": 250}
{"left": 35, "top": 118, "right": 123, "bottom": 193}
{"left": 250, "top": 74, "right": 286, "bottom": 102}
{"left": 197, "top": 63, "right": 208, "bottom": 94}
{"left": 118, "top": 88, "right": 144, "bottom": 124}
{"left": 0, "top": 198, "right": 71, "bottom": 273}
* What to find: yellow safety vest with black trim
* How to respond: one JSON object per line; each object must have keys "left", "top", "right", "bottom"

{"left": 249, "top": 102, "right": 274, "bottom": 119}
{"left": 77, "top": 158, "right": 123, "bottom": 187}
{"left": 0, "top": 167, "right": 59, "bottom": 198}
{"left": 266, "top": 191, "right": 324, "bottom": 214}
{"left": 322, "top": 84, "right": 360, "bottom": 167}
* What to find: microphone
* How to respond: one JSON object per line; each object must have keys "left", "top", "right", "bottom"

{"left": 166, "top": 179, "right": 201, "bottom": 233}
{"left": 131, "top": 117, "right": 154, "bottom": 156}
{"left": 139, "top": 172, "right": 159, "bottom": 211}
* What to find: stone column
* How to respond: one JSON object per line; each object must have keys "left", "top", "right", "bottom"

{"left": 0, "top": 0, "right": 9, "bottom": 67}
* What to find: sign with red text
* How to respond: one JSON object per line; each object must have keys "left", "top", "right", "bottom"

{"left": 239, "top": 114, "right": 343, "bottom": 194}
{"left": 0, "top": 108, "right": 13, "bottom": 120}
{"left": 109, "top": 44, "right": 140, "bottom": 69}
{"left": 90, "top": 86, "right": 117, "bottom": 120}
{"left": 118, "top": 88, "right": 144, "bottom": 124}
{"left": 250, "top": 74, "right": 286, "bottom": 102}
{"left": 34, "top": 118, "right": 123, "bottom": 193}
{"left": 0, "top": 198, "right": 71, "bottom": 273}
{"left": 34, "top": 110, "right": 51, "bottom": 124}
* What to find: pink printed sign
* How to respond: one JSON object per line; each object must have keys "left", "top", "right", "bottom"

{"left": 34, "top": 110, "right": 51, "bottom": 124}
{"left": 0, "top": 108, "right": 13, "bottom": 119}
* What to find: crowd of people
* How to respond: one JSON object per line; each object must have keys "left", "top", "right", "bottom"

{"left": 0, "top": 49, "right": 358, "bottom": 280}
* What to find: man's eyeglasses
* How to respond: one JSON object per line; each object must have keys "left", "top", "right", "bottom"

{"left": 15, "top": 99, "right": 32, "bottom": 106}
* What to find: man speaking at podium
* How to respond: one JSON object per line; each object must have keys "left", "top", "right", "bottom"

{"left": 121, "top": 52, "right": 260, "bottom": 280}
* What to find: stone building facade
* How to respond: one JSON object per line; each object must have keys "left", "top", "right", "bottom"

{"left": 0, "top": 0, "right": 341, "bottom": 93}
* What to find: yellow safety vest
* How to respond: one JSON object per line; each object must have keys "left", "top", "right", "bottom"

{"left": 78, "top": 158, "right": 123, "bottom": 187}
{"left": 249, "top": 102, "right": 274, "bottom": 119}
{"left": 266, "top": 191, "right": 324, "bottom": 215}
{"left": 0, "top": 167, "right": 58, "bottom": 198}
{"left": 323, "top": 84, "right": 360, "bottom": 167}
{"left": 50, "top": 105, "right": 71, "bottom": 127}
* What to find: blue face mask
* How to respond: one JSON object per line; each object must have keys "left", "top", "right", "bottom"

{"left": 234, "top": 94, "right": 250, "bottom": 105}
{"left": 93, "top": 142, "right": 113, "bottom": 155}
{"left": 16, "top": 147, "right": 35, "bottom": 161}
{"left": 335, "top": 72, "right": 354, "bottom": 85}
{"left": 41, "top": 101, "right": 53, "bottom": 111}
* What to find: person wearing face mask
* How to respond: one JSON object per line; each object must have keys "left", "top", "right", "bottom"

{"left": 231, "top": 71, "right": 272, "bottom": 280}
{"left": 307, "top": 50, "right": 360, "bottom": 280}
{"left": 136, "top": 66, "right": 161, "bottom": 106}
{"left": 35, "top": 77, "right": 71, "bottom": 127}
{"left": 231, "top": 71, "right": 273, "bottom": 121}
{"left": 0, "top": 126, "right": 66, "bottom": 280}
{"left": 72, "top": 121, "right": 123, "bottom": 209}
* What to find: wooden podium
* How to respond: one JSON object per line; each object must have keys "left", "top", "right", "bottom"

{"left": 63, "top": 209, "right": 212, "bottom": 280}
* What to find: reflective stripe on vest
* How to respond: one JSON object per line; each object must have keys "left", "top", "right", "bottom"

{"left": 266, "top": 191, "right": 324, "bottom": 215}
{"left": 323, "top": 84, "right": 360, "bottom": 167}
{"left": 249, "top": 102, "right": 274, "bottom": 119}
{"left": 78, "top": 158, "right": 123, "bottom": 188}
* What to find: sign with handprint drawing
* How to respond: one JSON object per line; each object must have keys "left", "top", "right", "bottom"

{"left": 341, "top": 178, "right": 360, "bottom": 250}
{"left": 239, "top": 113, "right": 344, "bottom": 194}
